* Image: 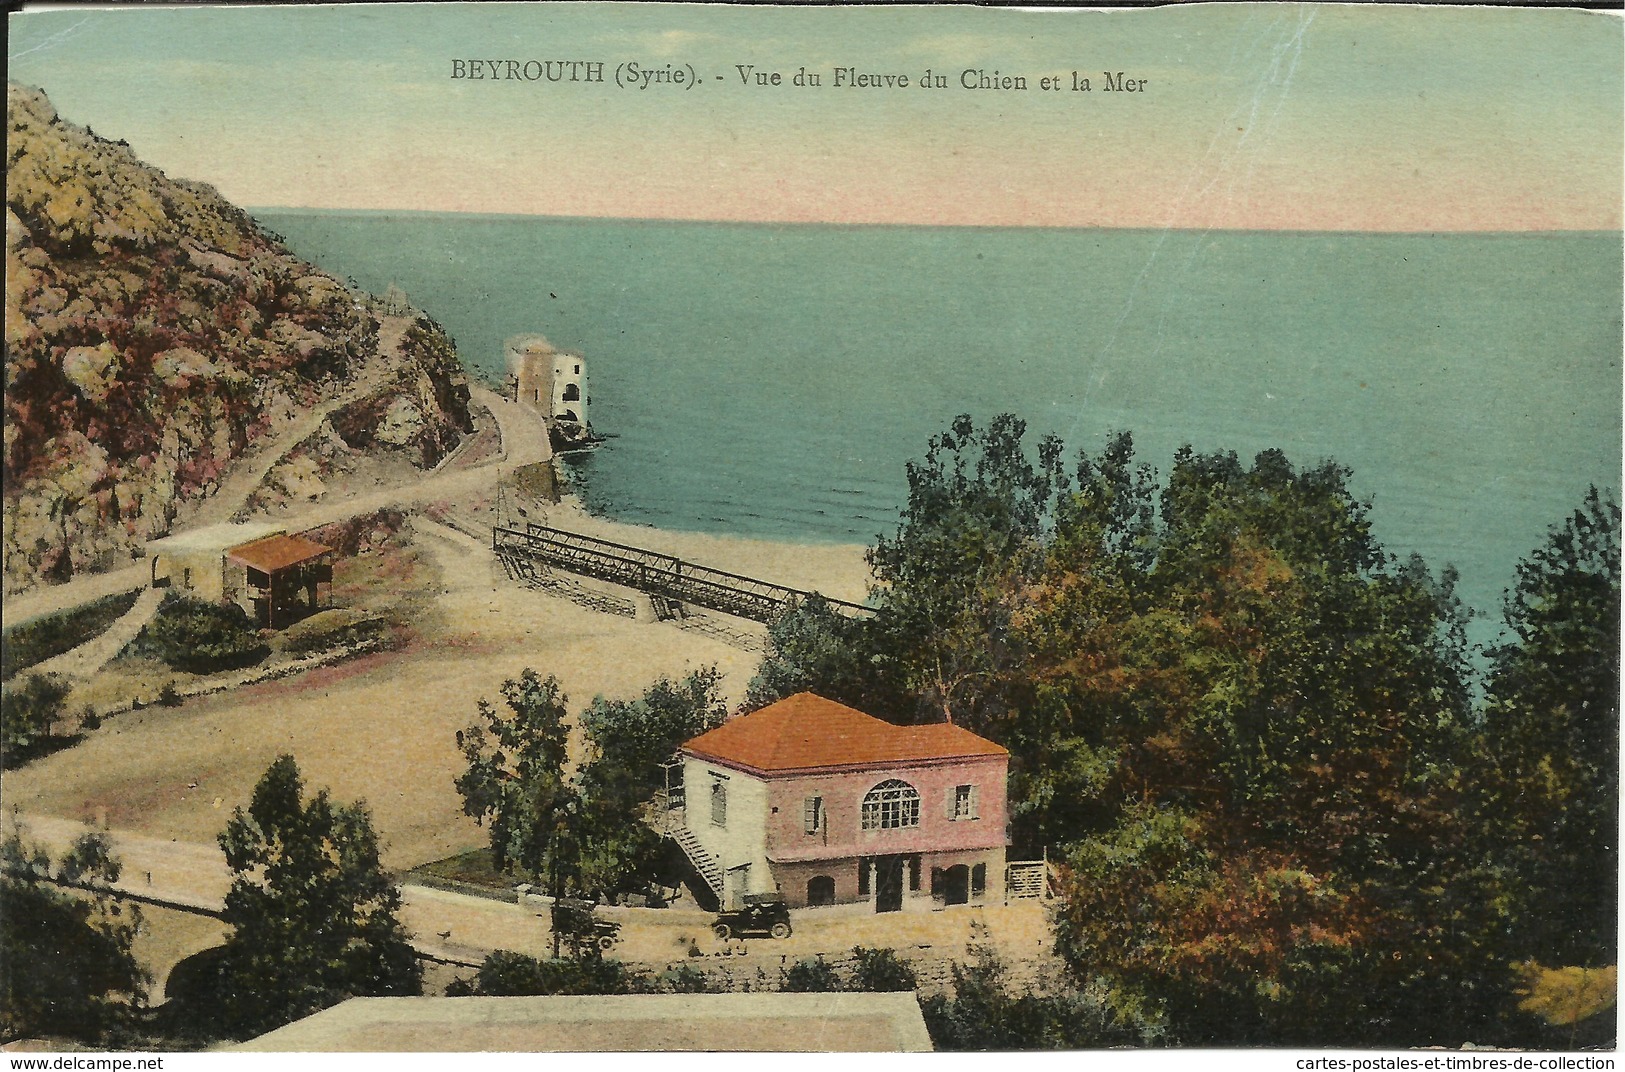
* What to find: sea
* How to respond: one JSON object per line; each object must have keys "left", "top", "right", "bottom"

{"left": 255, "top": 211, "right": 1622, "bottom": 652}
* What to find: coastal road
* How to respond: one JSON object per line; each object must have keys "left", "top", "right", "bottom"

{"left": 4, "top": 563, "right": 149, "bottom": 631}
{"left": 12, "top": 812, "right": 1057, "bottom": 993}
{"left": 5, "top": 380, "right": 550, "bottom": 632}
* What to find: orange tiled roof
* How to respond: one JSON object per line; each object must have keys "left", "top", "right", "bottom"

{"left": 683, "top": 693, "right": 1006, "bottom": 774}
{"left": 226, "top": 533, "right": 333, "bottom": 573}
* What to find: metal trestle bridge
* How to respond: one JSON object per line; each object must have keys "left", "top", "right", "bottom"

{"left": 492, "top": 523, "right": 872, "bottom": 624}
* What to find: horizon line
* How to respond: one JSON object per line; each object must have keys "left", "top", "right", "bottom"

{"left": 242, "top": 206, "right": 1625, "bottom": 238}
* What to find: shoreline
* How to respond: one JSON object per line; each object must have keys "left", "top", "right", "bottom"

{"left": 538, "top": 493, "right": 874, "bottom": 609}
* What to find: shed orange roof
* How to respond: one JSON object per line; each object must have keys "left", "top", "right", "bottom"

{"left": 683, "top": 693, "right": 1006, "bottom": 774}
{"left": 227, "top": 533, "right": 333, "bottom": 573}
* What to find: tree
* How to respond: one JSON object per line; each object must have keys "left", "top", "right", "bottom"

{"left": 573, "top": 669, "right": 728, "bottom": 896}
{"left": 1036, "top": 445, "right": 1490, "bottom": 1044}
{"left": 0, "top": 827, "right": 146, "bottom": 1043}
{"left": 840, "top": 416, "right": 1501, "bottom": 1044}
{"left": 746, "top": 595, "right": 883, "bottom": 713}
{"left": 576, "top": 667, "right": 727, "bottom": 817}
{"left": 1, "top": 672, "right": 71, "bottom": 766}
{"left": 458, "top": 669, "right": 731, "bottom": 901}
{"left": 1478, "top": 487, "right": 1620, "bottom": 967}
{"left": 865, "top": 414, "right": 1065, "bottom": 730}
{"left": 212, "top": 755, "right": 420, "bottom": 1039}
{"left": 454, "top": 669, "right": 575, "bottom": 879}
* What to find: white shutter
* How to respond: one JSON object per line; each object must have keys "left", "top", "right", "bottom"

{"left": 945, "top": 785, "right": 957, "bottom": 820}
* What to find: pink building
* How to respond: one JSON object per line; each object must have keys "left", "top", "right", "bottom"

{"left": 672, "top": 693, "right": 1009, "bottom": 913}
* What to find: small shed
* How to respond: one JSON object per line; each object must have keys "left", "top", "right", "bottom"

{"left": 225, "top": 533, "right": 334, "bottom": 629}
{"left": 148, "top": 522, "right": 284, "bottom": 602}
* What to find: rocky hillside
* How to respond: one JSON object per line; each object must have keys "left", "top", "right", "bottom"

{"left": 5, "top": 84, "right": 472, "bottom": 595}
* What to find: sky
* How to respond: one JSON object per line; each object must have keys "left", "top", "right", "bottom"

{"left": 7, "top": 2, "right": 1623, "bottom": 230}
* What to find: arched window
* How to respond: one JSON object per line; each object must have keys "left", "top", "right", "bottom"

{"left": 807, "top": 875, "right": 835, "bottom": 906}
{"left": 562, "top": 383, "right": 581, "bottom": 402}
{"left": 861, "top": 779, "right": 920, "bottom": 830}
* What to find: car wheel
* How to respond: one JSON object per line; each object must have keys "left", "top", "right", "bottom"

{"left": 598, "top": 935, "right": 617, "bottom": 952}
{"left": 770, "top": 921, "right": 792, "bottom": 939}
{"left": 712, "top": 922, "right": 731, "bottom": 940}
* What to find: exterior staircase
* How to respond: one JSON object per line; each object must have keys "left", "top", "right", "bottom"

{"left": 669, "top": 823, "right": 723, "bottom": 901}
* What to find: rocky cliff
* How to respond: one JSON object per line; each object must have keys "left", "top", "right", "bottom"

{"left": 4, "top": 84, "right": 473, "bottom": 594}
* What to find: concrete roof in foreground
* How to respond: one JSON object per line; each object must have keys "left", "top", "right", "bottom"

{"left": 232, "top": 992, "right": 934, "bottom": 1052}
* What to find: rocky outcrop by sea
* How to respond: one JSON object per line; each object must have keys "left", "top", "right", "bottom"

{"left": 4, "top": 84, "right": 472, "bottom": 594}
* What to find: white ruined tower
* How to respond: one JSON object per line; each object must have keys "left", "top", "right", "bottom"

{"left": 504, "top": 334, "right": 594, "bottom": 449}
{"left": 551, "top": 350, "right": 586, "bottom": 428}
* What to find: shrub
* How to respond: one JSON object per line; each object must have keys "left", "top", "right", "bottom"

{"left": 138, "top": 597, "right": 267, "bottom": 674}
{"left": 454, "top": 951, "right": 644, "bottom": 996}
{"left": 1, "top": 673, "right": 72, "bottom": 766}
{"left": 850, "top": 947, "right": 918, "bottom": 992}
{"left": 782, "top": 958, "right": 841, "bottom": 993}
{"left": 919, "top": 951, "right": 1164, "bottom": 1050}
{"left": 658, "top": 964, "right": 714, "bottom": 994}
{"left": 1, "top": 590, "right": 140, "bottom": 682}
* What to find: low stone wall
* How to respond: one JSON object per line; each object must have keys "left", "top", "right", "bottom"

{"left": 99, "top": 636, "right": 385, "bottom": 717}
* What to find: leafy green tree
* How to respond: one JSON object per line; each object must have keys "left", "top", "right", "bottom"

{"left": 844, "top": 416, "right": 1503, "bottom": 1044}
{"left": 747, "top": 595, "right": 884, "bottom": 712}
{"left": 1, "top": 672, "right": 71, "bottom": 766}
{"left": 573, "top": 670, "right": 727, "bottom": 896}
{"left": 455, "top": 669, "right": 576, "bottom": 879}
{"left": 577, "top": 668, "right": 727, "bottom": 816}
{"left": 213, "top": 755, "right": 420, "bottom": 1039}
{"left": 866, "top": 413, "right": 1065, "bottom": 729}
{"left": 1036, "top": 446, "right": 1490, "bottom": 1043}
{"left": 495, "top": 668, "right": 729, "bottom": 899}
{"left": 1478, "top": 487, "right": 1620, "bottom": 967}
{"left": 1, "top": 827, "right": 146, "bottom": 1043}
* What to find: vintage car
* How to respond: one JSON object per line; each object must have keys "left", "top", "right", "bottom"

{"left": 712, "top": 894, "right": 792, "bottom": 940}
{"left": 550, "top": 896, "right": 621, "bottom": 953}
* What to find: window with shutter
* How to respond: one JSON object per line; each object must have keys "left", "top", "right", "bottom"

{"left": 803, "top": 796, "right": 824, "bottom": 834}
{"left": 952, "top": 784, "right": 979, "bottom": 820}
{"left": 710, "top": 775, "right": 727, "bottom": 826}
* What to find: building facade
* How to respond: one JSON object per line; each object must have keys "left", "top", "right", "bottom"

{"left": 675, "top": 693, "right": 1009, "bottom": 913}
{"left": 504, "top": 335, "right": 588, "bottom": 428}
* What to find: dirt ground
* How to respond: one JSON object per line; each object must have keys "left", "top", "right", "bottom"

{"left": 3, "top": 517, "right": 787, "bottom": 870}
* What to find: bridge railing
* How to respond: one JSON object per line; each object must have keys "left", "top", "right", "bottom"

{"left": 492, "top": 523, "right": 872, "bottom": 623}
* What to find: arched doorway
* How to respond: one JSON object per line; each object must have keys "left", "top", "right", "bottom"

{"left": 807, "top": 875, "right": 835, "bottom": 906}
